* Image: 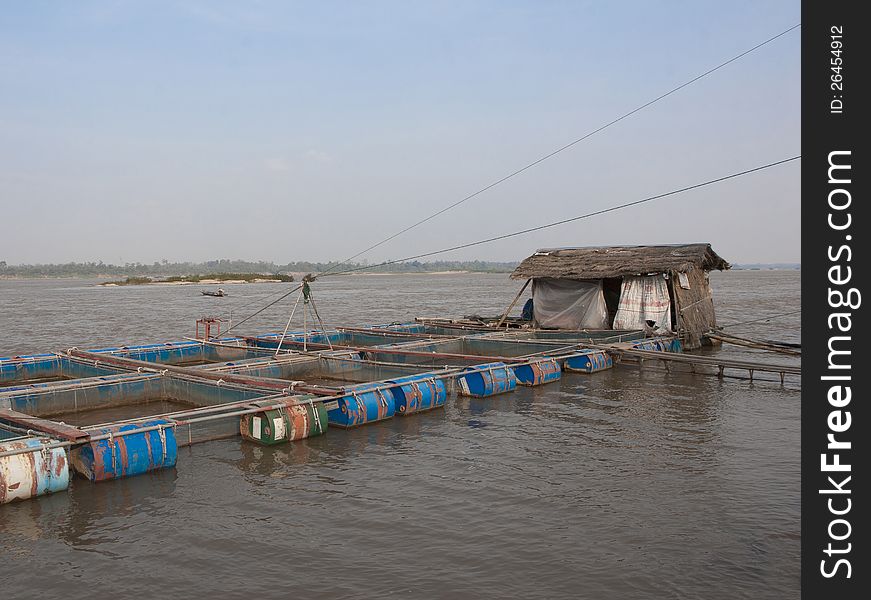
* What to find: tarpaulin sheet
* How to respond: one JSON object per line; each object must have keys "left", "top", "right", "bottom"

{"left": 532, "top": 278, "right": 608, "bottom": 329}
{"left": 613, "top": 275, "right": 673, "bottom": 333}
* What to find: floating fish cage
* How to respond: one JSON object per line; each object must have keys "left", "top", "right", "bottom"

{"left": 1, "top": 323, "right": 682, "bottom": 505}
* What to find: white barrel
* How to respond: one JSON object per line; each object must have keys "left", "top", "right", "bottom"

{"left": 1, "top": 438, "right": 70, "bottom": 504}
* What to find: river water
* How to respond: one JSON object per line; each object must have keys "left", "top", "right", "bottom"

{"left": 0, "top": 271, "right": 800, "bottom": 599}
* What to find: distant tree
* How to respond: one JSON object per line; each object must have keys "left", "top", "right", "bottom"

{"left": 0, "top": 258, "right": 519, "bottom": 278}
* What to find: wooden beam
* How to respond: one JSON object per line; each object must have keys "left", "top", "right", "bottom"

{"left": 0, "top": 408, "right": 90, "bottom": 442}
{"left": 496, "top": 279, "right": 531, "bottom": 329}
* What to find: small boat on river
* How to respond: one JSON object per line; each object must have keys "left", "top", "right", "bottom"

{"left": 201, "top": 288, "right": 226, "bottom": 297}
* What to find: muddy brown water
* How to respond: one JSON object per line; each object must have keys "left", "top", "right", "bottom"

{"left": 0, "top": 271, "right": 800, "bottom": 599}
{"left": 48, "top": 398, "right": 197, "bottom": 428}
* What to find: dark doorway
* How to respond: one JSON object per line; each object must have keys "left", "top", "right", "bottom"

{"left": 602, "top": 277, "right": 622, "bottom": 327}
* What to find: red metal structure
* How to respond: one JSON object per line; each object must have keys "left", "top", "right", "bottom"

{"left": 196, "top": 317, "right": 222, "bottom": 340}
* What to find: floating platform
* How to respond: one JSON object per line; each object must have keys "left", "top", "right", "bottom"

{"left": 2, "top": 321, "right": 718, "bottom": 504}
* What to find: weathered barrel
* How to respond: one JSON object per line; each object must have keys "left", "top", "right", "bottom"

{"left": 457, "top": 363, "right": 517, "bottom": 397}
{"left": 633, "top": 339, "right": 669, "bottom": 352}
{"left": 327, "top": 383, "right": 395, "bottom": 428}
{"left": 512, "top": 358, "right": 562, "bottom": 386}
{"left": 630, "top": 338, "right": 680, "bottom": 352}
{"left": 563, "top": 350, "right": 613, "bottom": 373}
{"left": 386, "top": 374, "right": 447, "bottom": 414}
{"left": 240, "top": 396, "right": 327, "bottom": 445}
{"left": 1, "top": 438, "right": 70, "bottom": 504}
{"left": 71, "top": 420, "right": 177, "bottom": 482}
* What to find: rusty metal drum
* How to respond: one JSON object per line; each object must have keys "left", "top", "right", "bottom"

{"left": 71, "top": 420, "right": 177, "bottom": 482}
{"left": 1, "top": 437, "right": 70, "bottom": 504}
{"left": 240, "top": 396, "right": 327, "bottom": 445}
{"left": 327, "top": 383, "right": 395, "bottom": 428}
{"left": 457, "top": 362, "right": 517, "bottom": 397}
{"left": 386, "top": 374, "right": 446, "bottom": 414}
{"left": 512, "top": 357, "right": 562, "bottom": 386}
{"left": 563, "top": 350, "right": 613, "bottom": 373}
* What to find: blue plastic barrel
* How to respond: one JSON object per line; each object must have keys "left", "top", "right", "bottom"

{"left": 633, "top": 338, "right": 677, "bottom": 352}
{"left": 632, "top": 338, "right": 671, "bottom": 352}
{"left": 71, "top": 419, "right": 177, "bottom": 482}
{"left": 386, "top": 374, "right": 447, "bottom": 414}
{"left": 669, "top": 338, "right": 683, "bottom": 353}
{"left": 0, "top": 437, "right": 70, "bottom": 504}
{"left": 512, "top": 357, "right": 562, "bottom": 386}
{"left": 457, "top": 363, "right": 517, "bottom": 397}
{"left": 563, "top": 351, "right": 613, "bottom": 373}
{"left": 327, "top": 383, "right": 395, "bottom": 428}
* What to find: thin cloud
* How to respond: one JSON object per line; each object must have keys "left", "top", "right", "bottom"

{"left": 265, "top": 157, "right": 290, "bottom": 172}
{"left": 303, "top": 149, "right": 333, "bottom": 164}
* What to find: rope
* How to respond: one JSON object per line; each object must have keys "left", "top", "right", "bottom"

{"left": 679, "top": 294, "right": 713, "bottom": 313}
{"left": 707, "top": 332, "right": 800, "bottom": 355}
{"left": 275, "top": 287, "right": 304, "bottom": 357}
{"left": 314, "top": 23, "right": 801, "bottom": 279}
{"left": 317, "top": 156, "right": 800, "bottom": 278}
{"left": 210, "top": 283, "right": 303, "bottom": 339}
{"left": 225, "top": 287, "right": 298, "bottom": 319}
{"left": 719, "top": 309, "right": 802, "bottom": 329}
{"left": 193, "top": 25, "right": 801, "bottom": 325}
{"left": 307, "top": 290, "right": 334, "bottom": 351}
{"left": 310, "top": 397, "right": 322, "bottom": 433}
{"left": 0, "top": 422, "right": 51, "bottom": 437}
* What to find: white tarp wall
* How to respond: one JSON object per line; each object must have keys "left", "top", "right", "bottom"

{"left": 532, "top": 278, "right": 609, "bottom": 329}
{"left": 613, "top": 275, "right": 673, "bottom": 333}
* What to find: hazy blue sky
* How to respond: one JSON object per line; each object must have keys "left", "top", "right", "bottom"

{"left": 1, "top": 1, "right": 800, "bottom": 265}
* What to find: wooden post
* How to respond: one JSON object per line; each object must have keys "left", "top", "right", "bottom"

{"left": 496, "top": 279, "right": 531, "bottom": 329}
{"left": 669, "top": 271, "right": 684, "bottom": 340}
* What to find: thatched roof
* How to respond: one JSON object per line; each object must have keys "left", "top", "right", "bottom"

{"left": 510, "top": 244, "right": 730, "bottom": 280}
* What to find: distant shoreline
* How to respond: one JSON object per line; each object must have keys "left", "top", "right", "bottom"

{"left": 98, "top": 270, "right": 482, "bottom": 285}
{"left": 0, "top": 258, "right": 802, "bottom": 280}
{"left": 0, "top": 259, "right": 520, "bottom": 280}
{"left": 98, "top": 273, "right": 296, "bottom": 286}
{"left": 730, "top": 264, "right": 801, "bottom": 270}
{"left": 0, "top": 267, "right": 801, "bottom": 282}
{"left": 100, "top": 278, "right": 289, "bottom": 287}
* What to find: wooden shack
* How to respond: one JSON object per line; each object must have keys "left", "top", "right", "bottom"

{"left": 510, "top": 244, "right": 730, "bottom": 349}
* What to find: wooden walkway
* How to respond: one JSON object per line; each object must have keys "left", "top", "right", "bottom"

{"left": 599, "top": 343, "right": 801, "bottom": 383}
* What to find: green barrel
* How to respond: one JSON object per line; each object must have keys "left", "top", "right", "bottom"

{"left": 240, "top": 395, "right": 327, "bottom": 445}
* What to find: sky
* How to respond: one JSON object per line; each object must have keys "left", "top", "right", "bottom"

{"left": 0, "top": 1, "right": 801, "bottom": 266}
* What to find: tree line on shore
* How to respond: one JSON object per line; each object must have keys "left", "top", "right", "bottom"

{"left": 0, "top": 259, "right": 519, "bottom": 278}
